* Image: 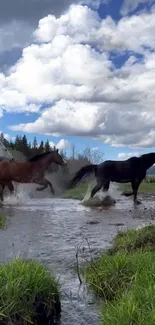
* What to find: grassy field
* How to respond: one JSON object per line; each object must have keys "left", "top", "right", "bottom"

{"left": 0, "top": 258, "right": 61, "bottom": 325}
{"left": 63, "top": 181, "right": 91, "bottom": 200}
{"left": 120, "top": 181, "right": 155, "bottom": 192}
{"left": 83, "top": 225, "right": 155, "bottom": 325}
{"left": 63, "top": 176, "right": 155, "bottom": 200}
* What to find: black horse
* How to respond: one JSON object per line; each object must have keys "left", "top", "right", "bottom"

{"left": 67, "top": 153, "right": 155, "bottom": 205}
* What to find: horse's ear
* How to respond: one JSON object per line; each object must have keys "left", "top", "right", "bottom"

{"left": 56, "top": 148, "right": 59, "bottom": 153}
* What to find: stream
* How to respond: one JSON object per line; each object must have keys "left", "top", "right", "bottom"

{"left": 0, "top": 187, "right": 155, "bottom": 325}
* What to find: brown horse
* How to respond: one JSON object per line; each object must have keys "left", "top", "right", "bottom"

{"left": 0, "top": 149, "right": 67, "bottom": 201}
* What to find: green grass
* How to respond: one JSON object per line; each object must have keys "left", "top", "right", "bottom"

{"left": 63, "top": 181, "right": 91, "bottom": 200}
{"left": 120, "top": 182, "right": 155, "bottom": 192}
{"left": 0, "top": 258, "right": 61, "bottom": 325}
{"left": 108, "top": 225, "right": 155, "bottom": 254}
{"left": 84, "top": 225, "right": 155, "bottom": 325}
{"left": 0, "top": 215, "right": 6, "bottom": 229}
{"left": 102, "top": 252, "right": 155, "bottom": 325}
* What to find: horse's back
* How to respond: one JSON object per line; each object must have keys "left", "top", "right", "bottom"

{"left": 98, "top": 157, "right": 141, "bottom": 182}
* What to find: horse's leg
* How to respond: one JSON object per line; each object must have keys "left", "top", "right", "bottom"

{"left": 36, "top": 178, "right": 55, "bottom": 195}
{"left": 47, "top": 181, "right": 55, "bottom": 195}
{"left": 131, "top": 179, "right": 142, "bottom": 205}
{"left": 0, "top": 185, "right": 5, "bottom": 202}
{"left": 91, "top": 179, "right": 103, "bottom": 198}
{"left": 102, "top": 181, "right": 110, "bottom": 192}
{"left": 7, "top": 182, "right": 15, "bottom": 194}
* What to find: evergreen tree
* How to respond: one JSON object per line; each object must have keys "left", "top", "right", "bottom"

{"left": 45, "top": 139, "right": 50, "bottom": 152}
{"left": 14, "top": 135, "right": 22, "bottom": 152}
{"left": 33, "top": 136, "right": 38, "bottom": 149}
{"left": 22, "top": 135, "right": 29, "bottom": 157}
{"left": 38, "top": 140, "right": 44, "bottom": 154}
{"left": 0, "top": 132, "right": 4, "bottom": 144}
{"left": 3, "top": 137, "right": 9, "bottom": 148}
{"left": 9, "top": 140, "right": 15, "bottom": 150}
{"left": 0, "top": 132, "right": 9, "bottom": 148}
{"left": 32, "top": 136, "right": 38, "bottom": 155}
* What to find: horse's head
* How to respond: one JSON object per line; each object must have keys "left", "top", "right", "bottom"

{"left": 51, "top": 149, "right": 67, "bottom": 167}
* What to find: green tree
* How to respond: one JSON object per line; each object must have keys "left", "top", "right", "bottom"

{"left": 14, "top": 135, "right": 22, "bottom": 152}
{"left": 0, "top": 132, "right": 4, "bottom": 144}
{"left": 38, "top": 140, "right": 44, "bottom": 154}
{"left": 32, "top": 136, "right": 38, "bottom": 155}
{"left": 22, "top": 135, "right": 29, "bottom": 157}
{"left": 45, "top": 139, "right": 50, "bottom": 152}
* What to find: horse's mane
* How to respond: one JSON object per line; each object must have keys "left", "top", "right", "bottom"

{"left": 140, "top": 153, "right": 155, "bottom": 159}
{"left": 28, "top": 151, "right": 52, "bottom": 162}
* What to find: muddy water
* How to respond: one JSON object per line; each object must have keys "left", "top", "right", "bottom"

{"left": 0, "top": 188, "right": 155, "bottom": 325}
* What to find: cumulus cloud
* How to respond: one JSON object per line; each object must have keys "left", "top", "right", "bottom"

{"left": 118, "top": 152, "right": 141, "bottom": 160}
{"left": 49, "top": 139, "right": 70, "bottom": 150}
{"left": 0, "top": 3, "right": 155, "bottom": 148}
{"left": 56, "top": 139, "right": 71, "bottom": 150}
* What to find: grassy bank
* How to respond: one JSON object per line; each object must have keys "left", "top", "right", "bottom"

{"left": 83, "top": 225, "right": 155, "bottom": 325}
{"left": 0, "top": 215, "right": 6, "bottom": 229}
{"left": 0, "top": 258, "right": 61, "bottom": 325}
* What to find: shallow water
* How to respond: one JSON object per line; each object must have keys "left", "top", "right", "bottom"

{"left": 0, "top": 186, "right": 155, "bottom": 325}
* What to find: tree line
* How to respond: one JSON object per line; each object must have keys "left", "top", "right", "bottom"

{"left": 0, "top": 133, "right": 58, "bottom": 158}
{"left": 0, "top": 132, "right": 104, "bottom": 164}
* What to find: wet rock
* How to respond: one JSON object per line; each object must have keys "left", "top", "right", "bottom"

{"left": 82, "top": 195, "right": 116, "bottom": 208}
{"left": 87, "top": 221, "right": 100, "bottom": 225}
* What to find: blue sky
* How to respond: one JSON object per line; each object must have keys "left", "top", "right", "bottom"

{"left": 0, "top": 0, "right": 155, "bottom": 160}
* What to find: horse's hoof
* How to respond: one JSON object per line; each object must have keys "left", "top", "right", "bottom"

{"left": 134, "top": 200, "right": 141, "bottom": 205}
{"left": 36, "top": 187, "right": 43, "bottom": 191}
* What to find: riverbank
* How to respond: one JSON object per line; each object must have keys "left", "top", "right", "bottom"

{"left": 83, "top": 224, "right": 155, "bottom": 325}
{"left": 0, "top": 258, "right": 61, "bottom": 325}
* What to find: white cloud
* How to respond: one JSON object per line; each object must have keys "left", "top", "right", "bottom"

{"left": 92, "top": 147, "right": 99, "bottom": 151}
{"left": 118, "top": 152, "right": 141, "bottom": 160}
{"left": 0, "top": 3, "right": 154, "bottom": 148}
{"left": 120, "top": 0, "right": 152, "bottom": 16}
{"left": 56, "top": 139, "right": 71, "bottom": 150}
{"left": 49, "top": 139, "right": 70, "bottom": 150}
{"left": 49, "top": 141, "right": 55, "bottom": 148}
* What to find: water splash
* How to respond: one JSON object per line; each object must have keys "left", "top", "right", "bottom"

{"left": 4, "top": 184, "right": 33, "bottom": 206}
{"left": 82, "top": 181, "right": 121, "bottom": 205}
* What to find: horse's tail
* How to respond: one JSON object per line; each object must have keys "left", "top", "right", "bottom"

{"left": 67, "top": 164, "right": 97, "bottom": 189}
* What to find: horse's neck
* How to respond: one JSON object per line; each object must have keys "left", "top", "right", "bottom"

{"left": 140, "top": 156, "right": 155, "bottom": 170}
{"left": 33, "top": 156, "right": 53, "bottom": 170}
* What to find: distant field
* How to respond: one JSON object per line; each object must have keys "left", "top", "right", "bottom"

{"left": 63, "top": 182, "right": 91, "bottom": 200}
{"left": 63, "top": 176, "right": 155, "bottom": 200}
{"left": 120, "top": 182, "right": 155, "bottom": 192}
{"left": 120, "top": 175, "right": 155, "bottom": 192}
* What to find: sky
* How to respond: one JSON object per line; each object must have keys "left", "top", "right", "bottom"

{"left": 0, "top": 0, "right": 155, "bottom": 160}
